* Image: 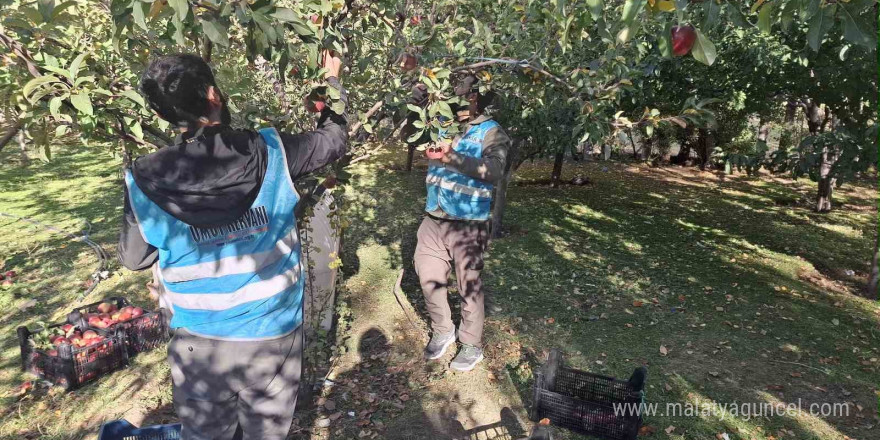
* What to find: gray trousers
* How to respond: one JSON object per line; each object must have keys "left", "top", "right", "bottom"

{"left": 168, "top": 325, "right": 303, "bottom": 440}
{"left": 414, "top": 216, "right": 489, "bottom": 346}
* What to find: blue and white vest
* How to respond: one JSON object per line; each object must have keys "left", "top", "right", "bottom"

{"left": 425, "top": 120, "right": 498, "bottom": 221}
{"left": 124, "top": 128, "right": 303, "bottom": 340}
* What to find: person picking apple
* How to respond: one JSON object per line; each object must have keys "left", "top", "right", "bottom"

{"left": 117, "top": 50, "right": 347, "bottom": 440}
{"left": 410, "top": 73, "right": 511, "bottom": 371}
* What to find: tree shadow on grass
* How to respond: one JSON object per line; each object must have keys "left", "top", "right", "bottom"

{"left": 341, "top": 154, "right": 878, "bottom": 440}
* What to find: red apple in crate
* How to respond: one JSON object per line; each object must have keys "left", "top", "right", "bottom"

{"left": 83, "top": 330, "right": 98, "bottom": 339}
{"left": 47, "top": 349, "right": 58, "bottom": 357}
{"left": 118, "top": 311, "right": 133, "bottom": 322}
{"left": 97, "top": 302, "right": 115, "bottom": 314}
{"left": 53, "top": 337, "right": 70, "bottom": 346}
{"left": 131, "top": 307, "right": 145, "bottom": 318}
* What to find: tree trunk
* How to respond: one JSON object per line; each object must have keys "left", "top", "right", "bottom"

{"left": 0, "top": 120, "right": 23, "bottom": 153}
{"left": 696, "top": 128, "right": 714, "bottom": 171}
{"left": 405, "top": 144, "right": 416, "bottom": 172}
{"left": 672, "top": 127, "right": 693, "bottom": 165}
{"left": 17, "top": 128, "right": 28, "bottom": 166}
{"left": 868, "top": 237, "right": 879, "bottom": 300}
{"left": 550, "top": 151, "right": 564, "bottom": 188}
{"left": 757, "top": 119, "right": 771, "bottom": 143}
{"left": 628, "top": 130, "right": 638, "bottom": 159}
{"left": 491, "top": 140, "right": 519, "bottom": 239}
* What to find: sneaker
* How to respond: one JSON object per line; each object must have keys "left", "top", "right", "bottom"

{"left": 450, "top": 344, "right": 484, "bottom": 371}
{"left": 424, "top": 330, "right": 456, "bottom": 360}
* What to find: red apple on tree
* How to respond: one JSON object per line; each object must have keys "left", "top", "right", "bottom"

{"left": 671, "top": 24, "right": 697, "bottom": 56}
{"left": 1, "top": 279, "right": 13, "bottom": 288}
{"left": 5, "top": 270, "right": 16, "bottom": 279}
{"left": 410, "top": 15, "right": 422, "bottom": 26}
{"left": 310, "top": 14, "right": 320, "bottom": 24}
{"left": 400, "top": 53, "right": 418, "bottom": 72}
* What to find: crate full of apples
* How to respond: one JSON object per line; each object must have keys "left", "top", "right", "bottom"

{"left": 17, "top": 322, "right": 129, "bottom": 390}
{"left": 67, "top": 296, "right": 170, "bottom": 357}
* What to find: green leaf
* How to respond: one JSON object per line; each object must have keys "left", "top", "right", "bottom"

{"left": 200, "top": 18, "right": 230, "bottom": 47}
{"left": 658, "top": 20, "right": 672, "bottom": 57}
{"left": 838, "top": 1, "right": 876, "bottom": 48}
{"left": 413, "top": 120, "right": 426, "bottom": 129}
{"left": 70, "top": 93, "right": 93, "bottom": 116}
{"left": 23, "top": 7, "right": 44, "bottom": 24}
{"left": 122, "top": 89, "right": 145, "bottom": 107}
{"left": 130, "top": 122, "right": 144, "bottom": 140}
{"left": 37, "top": 0, "right": 54, "bottom": 22}
{"left": 407, "top": 129, "right": 426, "bottom": 143}
{"left": 49, "top": 97, "right": 63, "bottom": 119}
{"left": 690, "top": 28, "right": 716, "bottom": 66}
{"left": 74, "top": 76, "right": 95, "bottom": 87}
{"left": 68, "top": 52, "right": 87, "bottom": 80}
{"left": 168, "top": 0, "right": 189, "bottom": 21}
{"left": 806, "top": 5, "right": 834, "bottom": 51}
{"left": 54, "top": 124, "right": 70, "bottom": 139}
{"left": 406, "top": 104, "right": 424, "bottom": 115}
{"left": 39, "top": 144, "right": 52, "bottom": 163}
{"left": 41, "top": 65, "right": 73, "bottom": 82}
{"left": 586, "top": 0, "right": 603, "bottom": 17}
{"left": 438, "top": 101, "right": 454, "bottom": 119}
{"left": 363, "top": 123, "right": 373, "bottom": 134}
{"left": 330, "top": 101, "right": 346, "bottom": 115}
{"left": 132, "top": 0, "right": 148, "bottom": 31}
{"left": 271, "top": 7, "right": 298, "bottom": 22}
{"left": 51, "top": 0, "right": 77, "bottom": 20}
{"left": 621, "top": 0, "right": 647, "bottom": 24}
{"left": 23, "top": 76, "right": 60, "bottom": 102}
{"left": 780, "top": 0, "right": 798, "bottom": 31}
{"left": 172, "top": 13, "right": 186, "bottom": 46}
{"left": 617, "top": 20, "right": 641, "bottom": 44}
{"left": 757, "top": 1, "right": 774, "bottom": 34}
{"left": 728, "top": 3, "right": 752, "bottom": 28}
{"left": 704, "top": 0, "right": 721, "bottom": 29}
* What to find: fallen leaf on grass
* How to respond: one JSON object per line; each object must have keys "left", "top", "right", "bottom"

{"left": 665, "top": 383, "right": 672, "bottom": 391}
{"left": 546, "top": 317, "right": 555, "bottom": 324}
{"left": 716, "top": 433, "right": 730, "bottom": 440}
{"left": 715, "top": 306, "right": 725, "bottom": 312}
{"left": 624, "top": 308, "right": 634, "bottom": 315}
{"left": 638, "top": 425, "right": 657, "bottom": 436}
{"left": 709, "top": 371, "right": 720, "bottom": 377}
{"left": 790, "top": 372, "right": 803, "bottom": 378}
{"left": 660, "top": 345, "right": 669, "bottom": 356}
{"left": 766, "top": 385, "right": 784, "bottom": 391}
{"left": 633, "top": 300, "right": 644, "bottom": 307}
{"left": 665, "top": 425, "right": 676, "bottom": 434}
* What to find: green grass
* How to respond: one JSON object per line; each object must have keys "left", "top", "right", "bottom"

{"left": 0, "top": 143, "right": 877, "bottom": 440}
{"left": 342, "top": 149, "right": 879, "bottom": 440}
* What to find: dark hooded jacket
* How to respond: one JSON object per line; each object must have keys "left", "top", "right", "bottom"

{"left": 118, "top": 78, "right": 348, "bottom": 271}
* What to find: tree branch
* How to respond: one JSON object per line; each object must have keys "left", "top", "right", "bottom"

{"left": 0, "top": 120, "right": 24, "bottom": 153}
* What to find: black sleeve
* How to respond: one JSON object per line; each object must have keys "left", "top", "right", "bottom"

{"left": 280, "top": 77, "right": 349, "bottom": 180}
{"left": 118, "top": 185, "right": 158, "bottom": 271}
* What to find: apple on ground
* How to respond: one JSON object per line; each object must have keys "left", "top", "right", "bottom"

{"left": 1, "top": 279, "right": 13, "bottom": 288}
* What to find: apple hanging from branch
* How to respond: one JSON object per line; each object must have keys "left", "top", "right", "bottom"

{"left": 671, "top": 24, "right": 697, "bottom": 56}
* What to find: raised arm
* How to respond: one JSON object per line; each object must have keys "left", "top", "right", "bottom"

{"left": 442, "top": 126, "right": 511, "bottom": 185}
{"left": 281, "top": 51, "right": 349, "bottom": 180}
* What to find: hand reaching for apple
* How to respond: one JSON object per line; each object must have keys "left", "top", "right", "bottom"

{"left": 322, "top": 50, "right": 342, "bottom": 79}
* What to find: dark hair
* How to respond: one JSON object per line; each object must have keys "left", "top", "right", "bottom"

{"left": 139, "top": 54, "right": 231, "bottom": 128}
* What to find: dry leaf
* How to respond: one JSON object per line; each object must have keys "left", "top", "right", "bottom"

{"left": 790, "top": 372, "right": 803, "bottom": 378}
{"left": 638, "top": 425, "right": 657, "bottom": 436}
{"left": 633, "top": 300, "right": 644, "bottom": 307}
{"left": 546, "top": 317, "right": 555, "bottom": 324}
{"left": 665, "top": 425, "right": 676, "bottom": 434}
{"left": 660, "top": 345, "right": 669, "bottom": 356}
{"left": 665, "top": 383, "right": 672, "bottom": 391}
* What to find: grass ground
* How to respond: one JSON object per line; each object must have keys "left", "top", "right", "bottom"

{"left": 0, "top": 143, "right": 877, "bottom": 440}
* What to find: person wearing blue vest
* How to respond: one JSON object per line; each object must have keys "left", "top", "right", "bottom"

{"left": 117, "top": 51, "right": 347, "bottom": 440}
{"left": 413, "top": 74, "right": 511, "bottom": 371}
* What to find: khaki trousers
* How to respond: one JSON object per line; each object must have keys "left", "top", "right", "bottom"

{"left": 414, "top": 216, "right": 489, "bottom": 346}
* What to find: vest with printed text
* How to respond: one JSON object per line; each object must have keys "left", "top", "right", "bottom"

{"left": 425, "top": 119, "right": 498, "bottom": 221}
{"left": 124, "top": 128, "right": 303, "bottom": 340}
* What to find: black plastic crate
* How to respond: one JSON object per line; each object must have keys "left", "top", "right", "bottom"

{"left": 68, "top": 296, "right": 170, "bottom": 357}
{"left": 17, "top": 322, "right": 129, "bottom": 390}
{"left": 531, "top": 350, "right": 646, "bottom": 440}
{"left": 98, "top": 419, "right": 181, "bottom": 440}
